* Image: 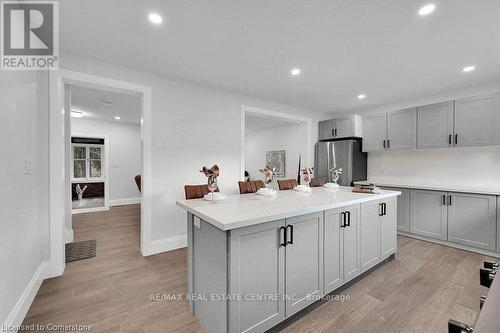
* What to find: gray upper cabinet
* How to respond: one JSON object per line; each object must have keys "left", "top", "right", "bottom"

{"left": 387, "top": 108, "right": 417, "bottom": 150}
{"left": 447, "top": 193, "right": 496, "bottom": 251}
{"left": 409, "top": 190, "right": 448, "bottom": 240}
{"left": 318, "top": 119, "right": 335, "bottom": 140}
{"left": 285, "top": 212, "right": 324, "bottom": 317}
{"left": 360, "top": 200, "right": 381, "bottom": 272}
{"left": 417, "top": 101, "right": 454, "bottom": 149}
{"left": 319, "top": 115, "right": 361, "bottom": 140}
{"left": 362, "top": 113, "right": 387, "bottom": 152}
{"left": 229, "top": 219, "right": 285, "bottom": 333}
{"left": 454, "top": 92, "right": 500, "bottom": 147}
{"left": 380, "top": 198, "right": 397, "bottom": 260}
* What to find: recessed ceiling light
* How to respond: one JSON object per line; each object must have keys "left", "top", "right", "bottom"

{"left": 291, "top": 68, "right": 301, "bottom": 76}
{"left": 357, "top": 94, "right": 366, "bottom": 100}
{"left": 71, "top": 111, "right": 83, "bottom": 118}
{"left": 462, "top": 65, "right": 475, "bottom": 73}
{"left": 148, "top": 13, "right": 163, "bottom": 25}
{"left": 114, "top": 116, "right": 121, "bottom": 120}
{"left": 418, "top": 3, "right": 436, "bottom": 16}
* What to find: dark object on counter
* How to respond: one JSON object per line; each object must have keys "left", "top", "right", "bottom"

{"left": 352, "top": 183, "right": 378, "bottom": 194}
{"left": 277, "top": 179, "right": 298, "bottom": 191}
{"left": 238, "top": 180, "right": 265, "bottom": 194}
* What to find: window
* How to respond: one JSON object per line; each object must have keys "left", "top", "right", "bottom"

{"left": 72, "top": 144, "right": 104, "bottom": 181}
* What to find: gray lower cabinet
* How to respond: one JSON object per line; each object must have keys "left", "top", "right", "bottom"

{"left": 360, "top": 200, "right": 381, "bottom": 272}
{"left": 324, "top": 205, "right": 360, "bottom": 295}
{"left": 380, "top": 197, "right": 397, "bottom": 260}
{"left": 447, "top": 192, "right": 496, "bottom": 251}
{"left": 229, "top": 219, "right": 285, "bottom": 333}
{"left": 498, "top": 197, "right": 500, "bottom": 252}
{"left": 381, "top": 187, "right": 410, "bottom": 232}
{"left": 409, "top": 189, "right": 448, "bottom": 240}
{"left": 285, "top": 212, "right": 324, "bottom": 317}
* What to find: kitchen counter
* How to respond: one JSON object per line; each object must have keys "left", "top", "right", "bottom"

{"left": 178, "top": 186, "right": 401, "bottom": 333}
{"left": 354, "top": 180, "right": 500, "bottom": 196}
{"left": 176, "top": 186, "right": 400, "bottom": 230}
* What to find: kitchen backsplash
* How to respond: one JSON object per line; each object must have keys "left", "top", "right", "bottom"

{"left": 368, "top": 145, "right": 500, "bottom": 189}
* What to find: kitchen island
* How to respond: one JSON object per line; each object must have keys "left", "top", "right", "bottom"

{"left": 176, "top": 187, "right": 400, "bottom": 333}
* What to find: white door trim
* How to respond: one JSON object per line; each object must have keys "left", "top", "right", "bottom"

{"left": 49, "top": 69, "right": 153, "bottom": 277}
{"left": 240, "top": 105, "right": 312, "bottom": 181}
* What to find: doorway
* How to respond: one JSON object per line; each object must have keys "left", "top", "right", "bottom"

{"left": 49, "top": 70, "right": 152, "bottom": 277}
{"left": 240, "top": 105, "right": 312, "bottom": 187}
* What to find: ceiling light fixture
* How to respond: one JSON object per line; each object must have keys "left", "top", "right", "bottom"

{"left": 114, "top": 116, "right": 121, "bottom": 120}
{"left": 71, "top": 111, "right": 83, "bottom": 118}
{"left": 357, "top": 94, "right": 366, "bottom": 100}
{"left": 462, "top": 65, "right": 475, "bottom": 73}
{"left": 290, "top": 68, "right": 301, "bottom": 76}
{"left": 418, "top": 3, "right": 436, "bottom": 16}
{"left": 148, "top": 13, "right": 163, "bottom": 25}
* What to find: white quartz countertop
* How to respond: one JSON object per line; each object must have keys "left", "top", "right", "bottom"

{"left": 354, "top": 180, "right": 500, "bottom": 196}
{"left": 176, "top": 187, "right": 400, "bottom": 231}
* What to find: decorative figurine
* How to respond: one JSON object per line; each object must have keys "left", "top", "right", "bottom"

{"left": 200, "top": 164, "right": 220, "bottom": 200}
{"left": 301, "top": 167, "right": 313, "bottom": 186}
{"left": 76, "top": 184, "right": 88, "bottom": 201}
{"left": 259, "top": 166, "right": 275, "bottom": 188}
{"left": 330, "top": 167, "right": 343, "bottom": 185}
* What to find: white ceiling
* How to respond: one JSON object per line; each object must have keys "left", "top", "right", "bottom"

{"left": 61, "top": 0, "right": 500, "bottom": 113}
{"left": 71, "top": 85, "right": 141, "bottom": 124}
{"left": 245, "top": 115, "right": 299, "bottom": 134}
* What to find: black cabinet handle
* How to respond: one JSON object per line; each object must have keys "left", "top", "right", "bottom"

{"left": 286, "top": 225, "right": 293, "bottom": 245}
{"left": 340, "top": 212, "right": 346, "bottom": 228}
{"left": 279, "top": 226, "right": 287, "bottom": 247}
{"left": 448, "top": 134, "right": 452, "bottom": 145}
{"left": 442, "top": 194, "right": 446, "bottom": 205}
{"left": 346, "top": 211, "right": 351, "bottom": 226}
{"left": 379, "top": 203, "right": 384, "bottom": 216}
{"left": 331, "top": 129, "right": 335, "bottom": 137}
{"left": 387, "top": 140, "right": 390, "bottom": 149}
{"left": 455, "top": 134, "right": 458, "bottom": 145}
{"left": 448, "top": 195, "right": 453, "bottom": 206}
{"left": 382, "top": 203, "right": 387, "bottom": 216}
{"left": 335, "top": 129, "right": 338, "bottom": 136}
{"left": 383, "top": 140, "right": 386, "bottom": 149}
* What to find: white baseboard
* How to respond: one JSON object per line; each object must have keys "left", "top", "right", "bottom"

{"left": 109, "top": 197, "right": 141, "bottom": 207}
{"left": 3, "top": 261, "right": 49, "bottom": 332}
{"left": 142, "top": 234, "right": 187, "bottom": 256}
{"left": 65, "top": 228, "right": 74, "bottom": 244}
{"left": 71, "top": 206, "right": 109, "bottom": 214}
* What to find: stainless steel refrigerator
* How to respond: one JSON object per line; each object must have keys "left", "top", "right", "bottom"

{"left": 314, "top": 139, "right": 367, "bottom": 186}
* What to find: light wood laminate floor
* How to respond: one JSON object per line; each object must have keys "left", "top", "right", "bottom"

{"left": 24, "top": 205, "right": 491, "bottom": 332}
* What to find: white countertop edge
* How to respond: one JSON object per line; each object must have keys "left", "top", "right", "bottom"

{"left": 354, "top": 180, "right": 500, "bottom": 196}
{"left": 176, "top": 191, "right": 400, "bottom": 231}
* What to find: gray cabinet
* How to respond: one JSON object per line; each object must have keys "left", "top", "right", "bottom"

{"left": 381, "top": 187, "right": 410, "bottom": 232}
{"left": 319, "top": 115, "right": 361, "bottom": 140}
{"left": 360, "top": 200, "right": 381, "bottom": 272}
{"left": 454, "top": 92, "right": 500, "bottom": 147}
{"left": 362, "top": 113, "right": 387, "bottom": 152}
{"left": 380, "top": 198, "right": 397, "bottom": 260}
{"left": 285, "top": 212, "right": 324, "bottom": 317}
{"left": 447, "top": 192, "right": 496, "bottom": 251}
{"left": 409, "top": 190, "right": 448, "bottom": 240}
{"left": 324, "top": 204, "right": 360, "bottom": 294}
{"left": 417, "top": 101, "right": 454, "bottom": 149}
{"left": 229, "top": 219, "right": 285, "bottom": 333}
{"left": 387, "top": 108, "right": 417, "bottom": 150}
{"left": 497, "top": 197, "right": 500, "bottom": 253}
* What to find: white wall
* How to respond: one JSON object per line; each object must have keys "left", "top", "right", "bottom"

{"left": 245, "top": 123, "right": 301, "bottom": 189}
{"left": 71, "top": 118, "right": 141, "bottom": 204}
{"left": 368, "top": 146, "right": 500, "bottom": 190}
{"left": 61, "top": 52, "right": 331, "bottom": 243}
{"left": 0, "top": 71, "right": 49, "bottom": 325}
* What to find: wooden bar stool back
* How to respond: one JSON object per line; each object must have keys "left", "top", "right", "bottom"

{"left": 238, "top": 180, "right": 265, "bottom": 194}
